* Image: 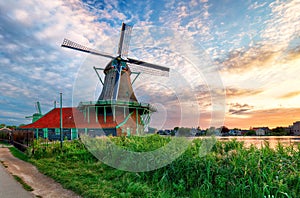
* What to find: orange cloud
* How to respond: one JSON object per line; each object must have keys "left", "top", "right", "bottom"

{"left": 220, "top": 46, "right": 279, "bottom": 73}
{"left": 279, "top": 91, "right": 300, "bottom": 99}
{"left": 219, "top": 43, "right": 300, "bottom": 73}
{"left": 228, "top": 103, "right": 253, "bottom": 115}
{"left": 226, "top": 87, "right": 262, "bottom": 98}
{"left": 224, "top": 108, "right": 300, "bottom": 129}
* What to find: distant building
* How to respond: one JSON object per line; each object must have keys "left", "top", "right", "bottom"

{"left": 0, "top": 127, "right": 12, "bottom": 133}
{"left": 229, "top": 129, "right": 241, "bottom": 136}
{"left": 0, "top": 127, "right": 12, "bottom": 142}
{"left": 292, "top": 121, "right": 300, "bottom": 135}
{"left": 255, "top": 129, "right": 265, "bottom": 136}
{"left": 252, "top": 127, "right": 270, "bottom": 136}
{"left": 241, "top": 130, "right": 249, "bottom": 136}
{"left": 284, "top": 126, "right": 292, "bottom": 135}
{"left": 190, "top": 128, "right": 198, "bottom": 136}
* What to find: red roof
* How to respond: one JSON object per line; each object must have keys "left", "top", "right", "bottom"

{"left": 21, "top": 107, "right": 121, "bottom": 129}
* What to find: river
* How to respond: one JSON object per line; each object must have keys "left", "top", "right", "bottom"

{"left": 194, "top": 136, "right": 300, "bottom": 149}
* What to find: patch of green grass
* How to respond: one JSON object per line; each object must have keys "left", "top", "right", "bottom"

{"left": 25, "top": 136, "right": 300, "bottom": 197}
{"left": 12, "top": 175, "right": 34, "bottom": 191}
{"left": 0, "top": 141, "right": 11, "bottom": 146}
{"left": 9, "top": 147, "right": 29, "bottom": 162}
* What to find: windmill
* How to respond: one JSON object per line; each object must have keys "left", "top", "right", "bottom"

{"left": 61, "top": 23, "right": 169, "bottom": 136}
{"left": 25, "top": 101, "right": 43, "bottom": 123}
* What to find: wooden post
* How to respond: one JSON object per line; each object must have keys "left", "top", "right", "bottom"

{"left": 60, "top": 92, "right": 63, "bottom": 148}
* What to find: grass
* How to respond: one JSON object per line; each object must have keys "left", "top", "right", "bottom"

{"left": 10, "top": 135, "right": 300, "bottom": 197}
{"left": 9, "top": 147, "right": 29, "bottom": 162}
{"left": 0, "top": 140, "right": 11, "bottom": 146}
{"left": 6, "top": 147, "right": 34, "bottom": 192}
{"left": 12, "top": 175, "right": 34, "bottom": 191}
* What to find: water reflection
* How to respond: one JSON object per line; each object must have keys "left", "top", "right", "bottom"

{"left": 217, "top": 136, "right": 300, "bottom": 149}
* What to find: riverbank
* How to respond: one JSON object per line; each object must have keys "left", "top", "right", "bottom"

{"left": 193, "top": 136, "right": 300, "bottom": 149}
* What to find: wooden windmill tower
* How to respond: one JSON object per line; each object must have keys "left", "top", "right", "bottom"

{"left": 61, "top": 23, "right": 169, "bottom": 136}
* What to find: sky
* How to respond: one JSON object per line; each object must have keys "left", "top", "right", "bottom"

{"left": 0, "top": 0, "right": 300, "bottom": 129}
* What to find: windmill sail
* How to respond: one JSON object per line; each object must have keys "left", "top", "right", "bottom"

{"left": 127, "top": 57, "right": 169, "bottom": 76}
{"left": 130, "top": 64, "right": 169, "bottom": 77}
{"left": 113, "top": 23, "right": 133, "bottom": 100}
{"left": 61, "top": 39, "right": 114, "bottom": 59}
{"left": 118, "top": 23, "right": 133, "bottom": 59}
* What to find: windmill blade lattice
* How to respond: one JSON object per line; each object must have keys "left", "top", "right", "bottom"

{"left": 127, "top": 57, "right": 169, "bottom": 76}
{"left": 118, "top": 23, "right": 133, "bottom": 59}
{"left": 61, "top": 38, "right": 115, "bottom": 59}
{"left": 129, "top": 63, "right": 169, "bottom": 77}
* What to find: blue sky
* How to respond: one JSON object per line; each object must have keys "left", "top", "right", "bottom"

{"left": 0, "top": 0, "right": 299, "bottom": 129}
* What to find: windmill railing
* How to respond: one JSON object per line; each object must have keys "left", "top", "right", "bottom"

{"left": 78, "top": 100, "right": 157, "bottom": 112}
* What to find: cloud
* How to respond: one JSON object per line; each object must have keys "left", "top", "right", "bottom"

{"left": 158, "top": 0, "right": 213, "bottom": 41}
{"left": 218, "top": 0, "right": 300, "bottom": 73}
{"left": 229, "top": 108, "right": 250, "bottom": 115}
{"left": 0, "top": 0, "right": 118, "bottom": 125}
{"left": 228, "top": 103, "right": 254, "bottom": 115}
{"left": 229, "top": 103, "right": 253, "bottom": 109}
{"left": 219, "top": 42, "right": 300, "bottom": 73}
{"left": 225, "top": 107, "right": 300, "bottom": 129}
{"left": 279, "top": 91, "right": 300, "bottom": 99}
{"left": 225, "top": 87, "right": 262, "bottom": 98}
{"left": 12, "top": 9, "right": 31, "bottom": 25}
{"left": 263, "top": 0, "right": 300, "bottom": 50}
{"left": 248, "top": 2, "right": 267, "bottom": 10}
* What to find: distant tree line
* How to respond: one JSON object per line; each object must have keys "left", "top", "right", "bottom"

{"left": 170, "top": 125, "right": 292, "bottom": 136}
{"left": 0, "top": 123, "right": 24, "bottom": 130}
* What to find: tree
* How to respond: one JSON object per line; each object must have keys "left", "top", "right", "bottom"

{"left": 246, "top": 130, "right": 256, "bottom": 136}
{"left": 220, "top": 126, "right": 229, "bottom": 134}
{"left": 170, "top": 130, "right": 175, "bottom": 136}
{"left": 176, "top": 127, "right": 191, "bottom": 137}
{"left": 271, "top": 127, "right": 288, "bottom": 136}
{"left": 6, "top": 125, "right": 16, "bottom": 130}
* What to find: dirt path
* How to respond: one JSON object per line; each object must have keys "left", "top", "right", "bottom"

{"left": 0, "top": 147, "right": 81, "bottom": 198}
